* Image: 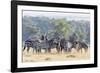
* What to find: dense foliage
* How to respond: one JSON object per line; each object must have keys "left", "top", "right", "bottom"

{"left": 22, "top": 16, "right": 90, "bottom": 45}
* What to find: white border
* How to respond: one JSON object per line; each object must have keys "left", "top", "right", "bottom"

{"left": 17, "top": 5, "right": 94, "bottom": 68}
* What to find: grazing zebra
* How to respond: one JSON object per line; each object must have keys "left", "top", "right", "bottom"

{"left": 23, "top": 34, "right": 50, "bottom": 53}
{"left": 74, "top": 41, "right": 88, "bottom": 53}
{"left": 38, "top": 34, "right": 50, "bottom": 53}
{"left": 23, "top": 39, "right": 41, "bottom": 53}
{"left": 48, "top": 37, "right": 61, "bottom": 53}
{"left": 60, "top": 38, "right": 74, "bottom": 53}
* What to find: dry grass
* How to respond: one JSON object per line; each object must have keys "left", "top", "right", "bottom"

{"left": 22, "top": 48, "right": 90, "bottom": 62}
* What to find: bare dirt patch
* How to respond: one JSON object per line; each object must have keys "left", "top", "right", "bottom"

{"left": 22, "top": 48, "right": 90, "bottom": 62}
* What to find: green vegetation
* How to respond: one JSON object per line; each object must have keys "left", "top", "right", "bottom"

{"left": 50, "top": 18, "right": 71, "bottom": 38}
{"left": 22, "top": 16, "right": 90, "bottom": 44}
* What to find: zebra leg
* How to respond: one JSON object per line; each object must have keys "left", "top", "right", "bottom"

{"left": 37, "top": 49, "right": 39, "bottom": 53}
{"left": 39, "top": 48, "right": 41, "bottom": 53}
{"left": 81, "top": 48, "right": 83, "bottom": 53}
{"left": 32, "top": 48, "right": 34, "bottom": 53}
{"left": 45, "top": 49, "right": 47, "bottom": 53}
{"left": 36, "top": 48, "right": 41, "bottom": 54}
{"left": 36, "top": 48, "right": 38, "bottom": 54}
{"left": 66, "top": 48, "right": 69, "bottom": 52}
{"left": 23, "top": 45, "right": 26, "bottom": 51}
{"left": 27, "top": 47, "right": 30, "bottom": 52}
{"left": 64, "top": 48, "right": 67, "bottom": 53}
{"left": 77, "top": 48, "right": 80, "bottom": 53}
{"left": 84, "top": 47, "right": 88, "bottom": 53}
{"left": 60, "top": 47, "right": 63, "bottom": 53}
{"left": 56, "top": 47, "right": 60, "bottom": 53}
{"left": 67, "top": 48, "right": 71, "bottom": 53}
{"left": 69, "top": 48, "right": 72, "bottom": 53}
{"left": 48, "top": 48, "right": 51, "bottom": 53}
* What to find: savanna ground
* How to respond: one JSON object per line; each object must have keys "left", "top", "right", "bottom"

{"left": 22, "top": 48, "right": 90, "bottom": 62}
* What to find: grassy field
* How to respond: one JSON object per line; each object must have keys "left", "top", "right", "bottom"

{"left": 22, "top": 48, "right": 90, "bottom": 62}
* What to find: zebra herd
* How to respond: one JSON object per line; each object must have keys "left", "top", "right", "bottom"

{"left": 23, "top": 34, "right": 88, "bottom": 54}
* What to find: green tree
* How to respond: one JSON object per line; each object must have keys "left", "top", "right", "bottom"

{"left": 75, "top": 27, "right": 84, "bottom": 41}
{"left": 50, "top": 18, "right": 71, "bottom": 38}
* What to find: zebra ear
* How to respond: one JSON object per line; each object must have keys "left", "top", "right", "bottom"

{"left": 40, "top": 35, "right": 44, "bottom": 40}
